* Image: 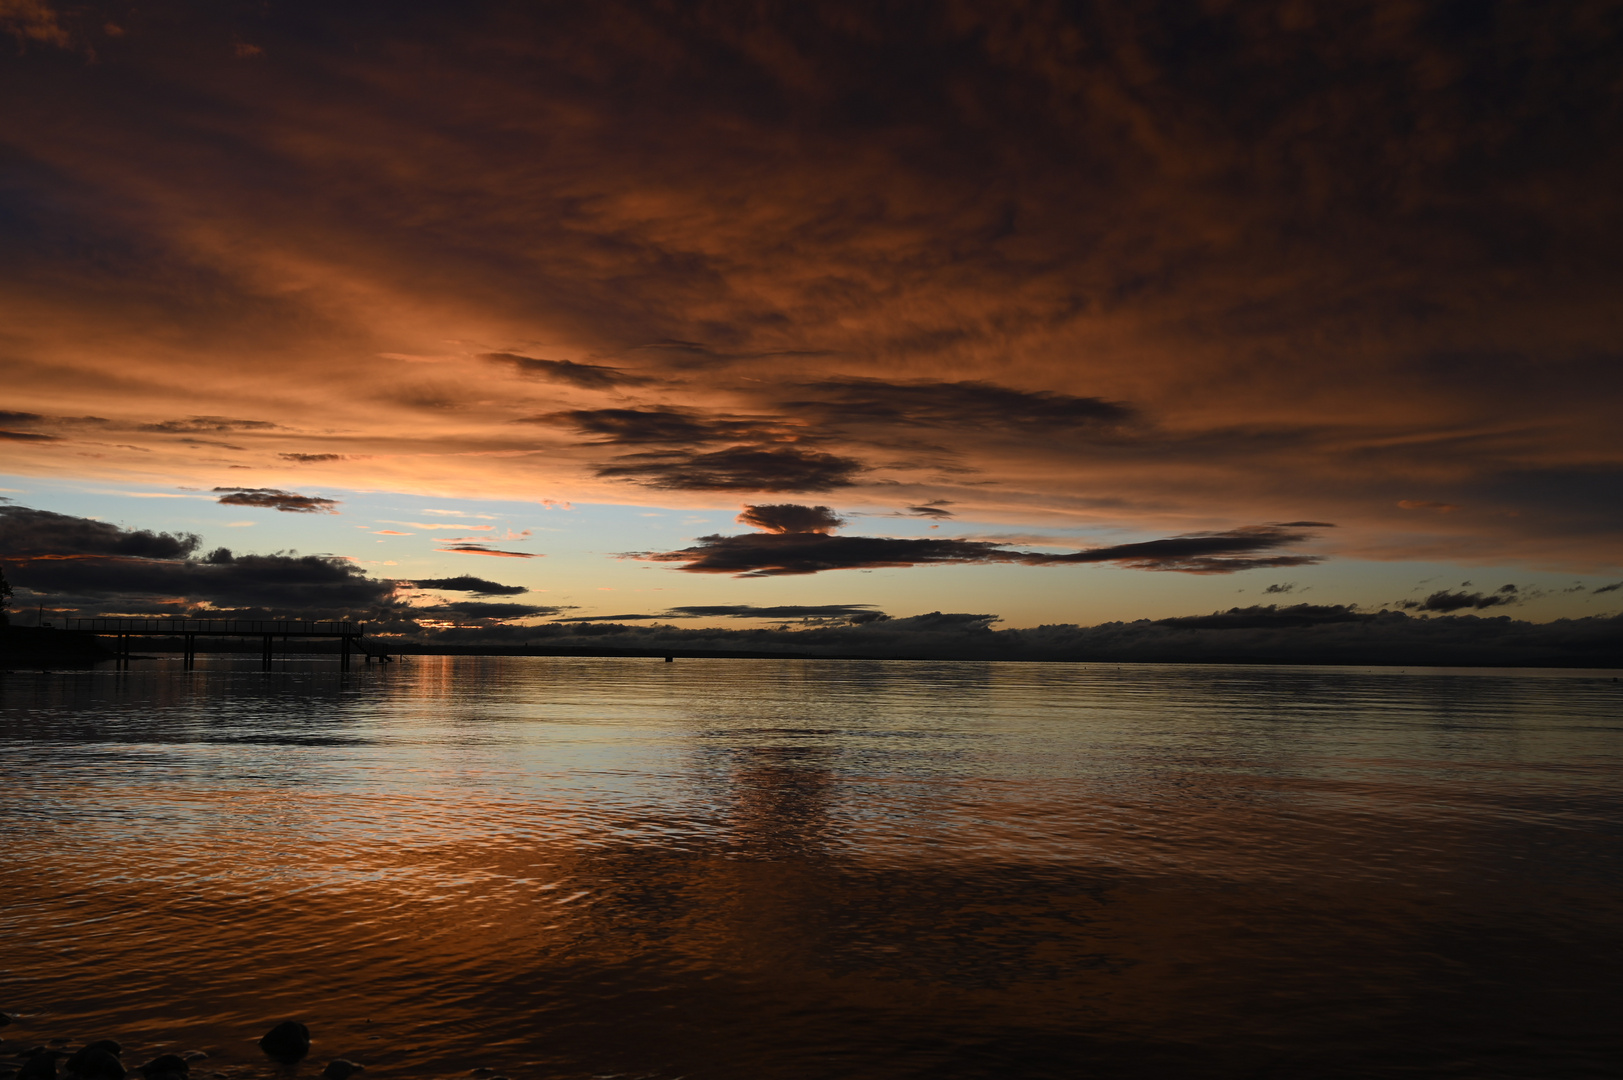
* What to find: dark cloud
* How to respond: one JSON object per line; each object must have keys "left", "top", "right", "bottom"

{"left": 279, "top": 453, "right": 345, "bottom": 463}
{"left": 1156, "top": 605, "right": 1372, "bottom": 630}
{"left": 213, "top": 487, "right": 340, "bottom": 513}
{"left": 1, "top": 504, "right": 554, "bottom": 630}
{"left": 1399, "top": 589, "right": 1520, "bottom": 613}
{"left": 1262, "top": 583, "right": 1296, "bottom": 594}
{"left": 780, "top": 379, "right": 1135, "bottom": 432}
{"left": 10, "top": 550, "right": 395, "bottom": 619}
{"left": 413, "top": 602, "right": 559, "bottom": 620}
{"left": 550, "top": 613, "right": 666, "bottom": 623}
{"left": 597, "top": 446, "right": 864, "bottom": 492}
{"left": 900, "top": 501, "right": 954, "bottom": 519}
{"left": 0, "top": 410, "right": 86, "bottom": 445}
{"left": 1032, "top": 527, "right": 1327, "bottom": 573}
{"left": 0, "top": 505, "right": 199, "bottom": 559}
{"left": 1461, "top": 468, "right": 1623, "bottom": 536}
{"left": 437, "top": 543, "right": 539, "bottom": 558}
{"left": 1594, "top": 582, "right": 1622, "bottom": 595}
{"left": 901, "top": 612, "right": 1000, "bottom": 631}
{"left": 736, "top": 504, "right": 845, "bottom": 534}
{"left": 552, "top": 603, "right": 887, "bottom": 623}
{"left": 636, "top": 505, "right": 1326, "bottom": 576}
{"left": 484, "top": 353, "right": 655, "bottom": 390}
{"left": 632, "top": 341, "right": 716, "bottom": 360}
{"left": 536, "top": 381, "right": 1136, "bottom": 489}
{"left": 525, "top": 409, "right": 865, "bottom": 493}
{"left": 1407, "top": 350, "right": 1623, "bottom": 413}
{"left": 527, "top": 407, "right": 790, "bottom": 446}
{"left": 409, "top": 575, "right": 528, "bottom": 596}
{"left": 141, "top": 417, "right": 281, "bottom": 433}
{"left": 639, "top": 531, "right": 1013, "bottom": 577}
{"left": 663, "top": 604, "right": 883, "bottom": 620}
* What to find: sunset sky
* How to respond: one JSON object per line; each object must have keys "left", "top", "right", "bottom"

{"left": 3, "top": 0, "right": 1621, "bottom": 634}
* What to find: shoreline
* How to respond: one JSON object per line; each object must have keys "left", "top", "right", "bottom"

{"left": 5, "top": 642, "right": 1618, "bottom": 672}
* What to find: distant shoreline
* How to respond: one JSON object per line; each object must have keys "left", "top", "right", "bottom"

{"left": 350, "top": 644, "right": 1623, "bottom": 670}
{"left": 6, "top": 636, "right": 1618, "bottom": 672}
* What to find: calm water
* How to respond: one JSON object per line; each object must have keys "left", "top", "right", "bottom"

{"left": 1, "top": 657, "right": 1620, "bottom": 1079}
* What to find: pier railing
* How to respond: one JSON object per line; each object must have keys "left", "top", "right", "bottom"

{"left": 66, "top": 618, "right": 360, "bottom": 635}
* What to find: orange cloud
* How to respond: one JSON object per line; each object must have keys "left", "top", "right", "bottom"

{"left": 0, "top": 3, "right": 1618, "bottom": 574}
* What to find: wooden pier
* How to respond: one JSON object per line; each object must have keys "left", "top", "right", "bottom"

{"left": 64, "top": 618, "right": 388, "bottom": 670}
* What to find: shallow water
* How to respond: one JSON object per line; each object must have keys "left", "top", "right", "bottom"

{"left": 2, "top": 657, "right": 1620, "bottom": 1079}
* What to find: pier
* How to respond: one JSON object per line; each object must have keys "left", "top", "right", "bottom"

{"left": 65, "top": 618, "right": 386, "bottom": 670}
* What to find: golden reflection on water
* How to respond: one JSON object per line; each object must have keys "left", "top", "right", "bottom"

{"left": 1, "top": 657, "right": 1620, "bottom": 1078}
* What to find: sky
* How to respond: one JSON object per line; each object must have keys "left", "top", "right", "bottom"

{"left": 2, "top": 0, "right": 1621, "bottom": 644}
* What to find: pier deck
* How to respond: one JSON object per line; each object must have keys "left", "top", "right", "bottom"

{"left": 64, "top": 618, "right": 384, "bottom": 669}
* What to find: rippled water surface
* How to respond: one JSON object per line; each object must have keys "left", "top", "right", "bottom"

{"left": 2, "top": 657, "right": 1621, "bottom": 1079}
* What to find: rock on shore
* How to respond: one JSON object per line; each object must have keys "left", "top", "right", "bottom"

{"left": 257, "top": 1022, "right": 310, "bottom": 1063}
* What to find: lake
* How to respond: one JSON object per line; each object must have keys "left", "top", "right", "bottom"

{"left": 2, "top": 657, "right": 1620, "bottom": 1079}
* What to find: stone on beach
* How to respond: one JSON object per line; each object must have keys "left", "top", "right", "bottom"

{"left": 319, "top": 1060, "right": 363, "bottom": 1080}
{"left": 257, "top": 1023, "right": 310, "bottom": 1063}
{"left": 136, "top": 1055, "right": 188, "bottom": 1080}
{"left": 63, "top": 1046, "right": 123, "bottom": 1080}
{"left": 17, "top": 1055, "right": 55, "bottom": 1080}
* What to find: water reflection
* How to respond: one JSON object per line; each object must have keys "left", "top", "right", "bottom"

{"left": 712, "top": 741, "right": 836, "bottom": 858}
{"left": 1, "top": 658, "right": 1619, "bottom": 1079}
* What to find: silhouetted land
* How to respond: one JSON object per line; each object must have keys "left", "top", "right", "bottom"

{"left": 0, "top": 626, "right": 116, "bottom": 667}
{"left": 40, "top": 635, "right": 1620, "bottom": 669}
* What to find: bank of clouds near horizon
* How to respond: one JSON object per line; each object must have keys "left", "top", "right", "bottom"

{"left": 3, "top": 503, "right": 1617, "bottom": 670}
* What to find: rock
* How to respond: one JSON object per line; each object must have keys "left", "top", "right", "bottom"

{"left": 318, "top": 1061, "right": 362, "bottom": 1080}
{"left": 81, "top": 1046, "right": 118, "bottom": 1061}
{"left": 16, "top": 1056, "right": 54, "bottom": 1080}
{"left": 63, "top": 1046, "right": 123, "bottom": 1080}
{"left": 0, "top": 1014, "right": 12, "bottom": 1027}
{"left": 136, "top": 1055, "right": 187, "bottom": 1080}
{"left": 174, "top": 1056, "right": 205, "bottom": 1065}
{"left": 257, "top": 1023, "right": 309, "bottom": 1063}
